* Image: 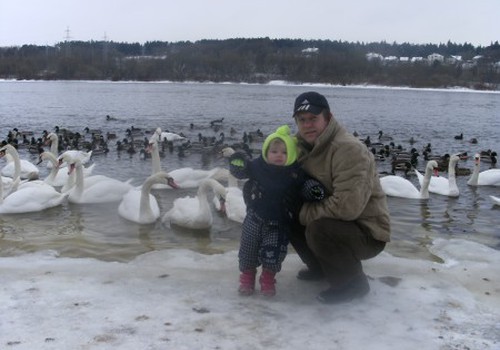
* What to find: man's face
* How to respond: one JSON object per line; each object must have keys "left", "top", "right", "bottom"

{"left": 295, "top": 112, "right": 329, "bottom": 145}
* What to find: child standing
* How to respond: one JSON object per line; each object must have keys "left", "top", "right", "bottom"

{"left": 229, "top": 125, "right": 325, "bottom": 296}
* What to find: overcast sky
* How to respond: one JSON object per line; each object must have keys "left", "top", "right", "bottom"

{"left": 0, "top": 0, "right": 498, "bottom": 47}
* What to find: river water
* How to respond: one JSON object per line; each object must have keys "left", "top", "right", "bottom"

{"left": 0, "top": 80, "right": 499, "bottom": 262}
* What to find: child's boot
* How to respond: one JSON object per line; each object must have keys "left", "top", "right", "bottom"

{"left": 259, "top": 269, "right": 276, "bottom": 297}
{"left": 238, "top": 269, "right": 256, "bottom": 295}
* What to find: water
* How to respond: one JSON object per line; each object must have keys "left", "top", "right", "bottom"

{"left": 0, "top": 80, "right": 499, "bottom": 262}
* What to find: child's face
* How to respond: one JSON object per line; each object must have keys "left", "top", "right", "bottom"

{"left": 266, "top": 140, "right": 287, "bottom": 166}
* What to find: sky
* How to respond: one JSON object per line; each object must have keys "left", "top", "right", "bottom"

{"left": 0, "top": 0, "right": 499, "bottom": 47}
{"left": 1, "top": 238, "right": 499, "bottom": 349}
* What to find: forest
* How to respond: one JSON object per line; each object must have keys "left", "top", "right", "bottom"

{"left": 1, "top": 37, "right": 499, "bottom": 90}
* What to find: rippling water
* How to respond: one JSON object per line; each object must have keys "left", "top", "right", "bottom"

{"left": 0, "top": 81, "right": 499, "bottom": 261}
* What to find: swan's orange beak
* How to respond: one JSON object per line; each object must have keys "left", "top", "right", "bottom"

{"left": 67, "top": 163, "right": 76, "bottom": 175}
{"left": 433, "top": 168, "right": 439, "bottom": 177}
{"left": 219, "top": 198, "right": 227, "bottom": 215}
{"left": 167, "top": 177, "right": 180, "bottom": 189}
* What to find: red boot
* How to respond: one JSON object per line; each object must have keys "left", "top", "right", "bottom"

{"left": 259, "top": 269, "right": 276, "bottom": 297}
{"left": 238, "top": 269, "right": 256, "bottom": 295}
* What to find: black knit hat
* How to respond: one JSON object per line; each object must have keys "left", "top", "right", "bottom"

{"left": 293, "top": 91, "right": 330, "bottom": 117}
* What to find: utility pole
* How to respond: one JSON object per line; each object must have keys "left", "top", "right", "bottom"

{"left": 64, "top": 26, "right": 72, "bottom": 57}
{"left": 103, "top": 32, "right": 109, "bottom": 63}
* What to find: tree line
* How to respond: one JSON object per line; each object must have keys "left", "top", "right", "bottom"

{"left": 1, "top": 38, "right": 499, "bottom": 90}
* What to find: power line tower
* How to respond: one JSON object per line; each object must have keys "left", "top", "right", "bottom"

{"left": 64, "top": 26, "right": 72, "bottom": 56}
{"left": 103, "top": 32, "right": 109, "bottom": 63}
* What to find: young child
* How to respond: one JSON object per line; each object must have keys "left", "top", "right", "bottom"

{"left": 229, "top": 125, "right": 325, "bottom": 296}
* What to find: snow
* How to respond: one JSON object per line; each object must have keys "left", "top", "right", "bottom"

{"left": 1, "top": 238, "right": 499, "bottom": 349}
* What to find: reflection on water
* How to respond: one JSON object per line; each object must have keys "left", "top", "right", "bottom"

{"left": 0, "top": 81, "right": 499, "bottom": 262}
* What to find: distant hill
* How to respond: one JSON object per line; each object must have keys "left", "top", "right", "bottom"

{"left": 1, "top": 38, "right": 499, "bottom": 90}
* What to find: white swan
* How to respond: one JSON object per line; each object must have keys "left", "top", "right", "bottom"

{"left": 213, "top": 185, "right": 246, "bottom": 223}
{"left": 0, "top": 176, "right": 67, "bottom": 214}
{"left": 38, "top": 151, "right": 95, "bottom": 188}
{"left": 214, "top": 147, "right": 246, "bottom": 223}
{"left": 380, "top": 160, "right": 438, "bottom": 199}
{"left": 45, "top": 132, "right": 60, "bottom": 162}
{"left": 0, "top": 144, "right": 39, "bottom": 180}
{"left": 489, "top": 195, "right": 500, "bottom": 206}
{"left": 416, "top": 154, "right": 460, "bottom": 197}
{"left": 152, "top": 127, "right": 186, "bottom": 142}
{"left": 162, "top": 178, "right": 227, "bottom": 230}
{"left": 147, "top": 135, "right": 227, "bottom": 189}
{"left": 0, "top": 148, "right": 67, "bottom": 213}
{"left": 118, "top": 171, "right": 179, "bottom": 224}
{"left": 59, "top": 152, "right": 133, "bottom": 204}
{"left": 467, "top": 153, "right": 500, "bottom": 186}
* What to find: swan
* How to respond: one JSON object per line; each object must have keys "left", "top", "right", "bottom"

{"left": 59, "top": 152, "right": 133, "bottom": 204}
{"left": 380, "top": 160, "right": 438, "bottom": 199}
{"left": 152, "top": 127, "right": 186, "bottom": 142}
{"left": 147, "top": 135, "right": 227, "bottom": 189}
{"left": 38, "top": 152, "right": 96, "bottom": 188}
{"left": 162, "top": 178, "right": 227, "bottom": 230}
{"left": 416, "top": 153, "right": 460, "bottom": 197}
{"left": 0, "top": 151, "right": 67, "bottom": 213}
{"left": 213, "top": 184, "right": 246, "bottom": 223}
{"left": 45, "top": 132, "right": 60, "bottom": 159}
{"left": 0, "top": 177, "right": 67, "bottom": 214}
{"left": 45, "top": 132, "right": 93, "bottom": 167}
{"left": 489, "top": 195, "right": 500, "bottom": 206}
{"left": 467, "top": 153, "right": 500, "bottom": 186}
{"left": 0, "top": 144, "right": 39, "bottom": 180}
{"left": 214, "top": 147, "right": 246, "bottom": 223}
{"left": 118, "top": 171, "right": 180, "bottom": 224}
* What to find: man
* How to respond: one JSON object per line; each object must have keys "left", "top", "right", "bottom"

{"left": 290, "top": 91, "right": 391, "bottom": 304}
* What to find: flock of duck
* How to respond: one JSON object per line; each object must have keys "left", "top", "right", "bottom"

{"left": 0, "top": 126, "right": 247, "bottom": 230}
{"left": 1, "top": 124, "right": 499, "bottom": 231}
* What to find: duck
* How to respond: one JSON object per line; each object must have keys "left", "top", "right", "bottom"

{"left": 0, "top": 144, "right": 39, "bottom": 180}
{"left": 379, "top": 160, "right": 438, "bottom": 199}
{"left": 467, "top": 153, "right": 500, "bottom": 186}
{"left": 489, "top": 195, "right": 500, "bottom": 206}
{"left": 378, "top": 130, "right": 393, "bottom": 141}
{"left": 162, "top": 178, "right": 227, "bottom": 230}
{"left": 454, "top": 133, "right": 463, "bottom": 140}
{"left": 118, "top": 172, "right": 179, "bottom": 224}
{"left": 416, "top": 153, "right": 460, "bottom": 197}
{"left": 59, "top": 152, "right": 133, "bottom": 204}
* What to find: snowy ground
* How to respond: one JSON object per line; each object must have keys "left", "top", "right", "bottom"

{"left": 1, "top": 238, "right": 499, "bottom": 350}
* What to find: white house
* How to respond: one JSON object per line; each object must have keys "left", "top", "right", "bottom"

{"left": 427, "top": 53, "right": 444, "bottom": 63}
{"left": 366, "top": 52, "right": 383, "bottom": 61}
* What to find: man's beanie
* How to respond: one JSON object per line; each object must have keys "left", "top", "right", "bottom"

{"left": 261, "top": 125, "right": 297, "bottom": 166}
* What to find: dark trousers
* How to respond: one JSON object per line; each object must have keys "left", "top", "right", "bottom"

{"left": 289, "top": 218, "right": 385, "bottom": 286}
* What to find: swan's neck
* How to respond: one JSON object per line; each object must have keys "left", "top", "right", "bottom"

{"left": 468, "top": 161, "right": 480, "bottom": 185}
{"left": 0, "top": 177, "right": 4, "bottom": 203}
{"left": 420, "top": 167, "right": 433, "bottom": 198}
{"left": 151, "top": 142, "right": 162, "bottom": 174}
{"left": 50, "top": 137, "right": 58, "bottom": 157}
{"left": 7, "top": 148, "right": 21, "bottom": 182}
{"left": 228, "top": 173, "right": 238, "bottom": 188}
{"left": 448, "top": 159, "right": 459, "bottom": 194}
{"left": 139, "top": 178, "right": 156, "bottom": 216}
{"left": 73, "top": 162, "right": 85, "bottom": 198}
{"left": 44, "top": 154, "right": 59, "bottom": 182}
